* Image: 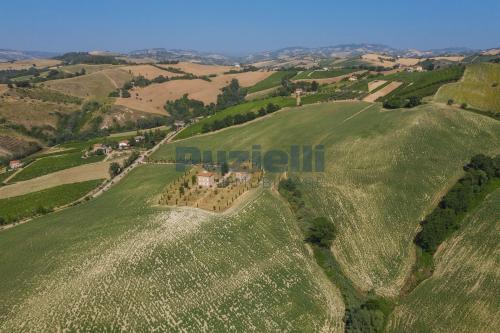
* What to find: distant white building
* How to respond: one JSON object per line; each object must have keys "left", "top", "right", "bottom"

{"left": 197, "top": 172, "right": 215, "bottom": 187}
{"left": 118, "top": 140, "right": 130, "bottom": 150}
{"left": 9, "top": 160, "right": 23, "bottom": 170}
{"left": 348, "top": 76, "right": 358, "bottom": 81}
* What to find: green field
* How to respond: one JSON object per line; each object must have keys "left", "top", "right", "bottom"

{"left": 380, "top": 65, "right": 465, "bottom": 101}
{"left": 152, "top": 101, "right": 500, "bottom": 298}
{"left": 388, "top": 188, "right": 500, "bottom": 332}
{"left": 292, "top": 68, "right": 357, "bottom": 80}
{"left": 1, "top": 101, "right": 499, "bottom": 331}
{"left": 0, "top": 179, "right": 102, "bottom": 222}
{"left": 175, "top": 96, "right": 296, "bottom": 139}
{"left": 0, "top": 165, "right": 342, "bottom": 331}
{"left": 10, "top": 151, "right": 105, "bottom": 182}
{"left": 435, "top": 63, "right": 500, "bottom": 112}
{"left": 247, "top": 71, "right": 296, "bottom": 93}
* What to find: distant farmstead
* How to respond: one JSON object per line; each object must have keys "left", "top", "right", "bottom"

{"left": 118, "top": 140, "right": 130, "bottom": 149}
{"left": 9, "top": 160, "right": 23, "bottom": 170}
{"left": 92, "top": 143, "right": 111, "bottom": 154}
{"left": 197, "top": 172, "right": 215, "bottom": 187}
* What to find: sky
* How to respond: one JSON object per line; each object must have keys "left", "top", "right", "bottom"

{"left": 1, "top": 0, "right": 499, "bottom": 54}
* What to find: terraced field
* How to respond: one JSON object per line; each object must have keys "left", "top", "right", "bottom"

{"left": 0, "top": 165, "right": 343, "bottom": 331}
{"left": 435, "top": 63, "right": 500, "bottom": 112}
{"left": 388, "top": 188, "right": 500, "bottom": 332}
{"left": 153, "top": 101, "right": 500, "bottom": 297}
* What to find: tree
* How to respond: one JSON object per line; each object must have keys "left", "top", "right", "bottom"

{"left": 407, "top": 96, "right": 422, "bottom": 108}
{"left": 311, "top": 80, "right": 319, "bottom": 91}
{"left": 306, "top": 217, "right": 337, "bottom": 248}
{"left": 221, "top": 162, "right": 229, "bottom": 176}
{"left": 447, "top": 99, "right": 454, "bottom": 105}
{"left": 109, "top": 162, "right": 121, "bottom": 177}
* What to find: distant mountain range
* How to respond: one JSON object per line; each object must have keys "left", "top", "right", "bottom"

{"left": 0, "top": 44, "right": 489, "bottom": 65}
{"left": 128, "top": 44, "right": 480, "bottom": 64}
{"left": 0, "top": 49, "right": 61, "bottom": 62}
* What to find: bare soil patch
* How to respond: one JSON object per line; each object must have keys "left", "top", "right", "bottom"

{"left": 363, "top": 81, "right": 402, "bottom": 102}
{"left": 368, "top": 80, "right": 387, "bottom": 92}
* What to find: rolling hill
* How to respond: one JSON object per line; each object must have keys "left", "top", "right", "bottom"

{"left": 152, "top": 101, "right": 500, "bottom": 298}
{"left": 435, "top": 63, "right": 500, "bottom": 112}
{"left": 0, "top": 100, "right": 499, "bottom": 330}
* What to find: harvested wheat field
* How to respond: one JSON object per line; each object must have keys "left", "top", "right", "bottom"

{"left": 115, "top": 71, "right": 272, "bottom": 114}
{"left": 367, "top": 80, "right": 387, "bottom": 92}
{"left": 0, "top": 161, "right": 110, "bottom": 199}
{"left": 159, "top": 61, "right": 237, "bottom": 76}
{"left": 0, "top": 165, "right": 344, "bottom": 332}
{"left": 362, "top": 53, "right": 420, "bottom": 67}
{"left": 120, "top": 64, "right": 183, "bottom": 79}
{"left": 0, "top": 59, "right": 61, "bottom": 71}
{"left": 363, "top": 81, "right": 402, "bottom": 102}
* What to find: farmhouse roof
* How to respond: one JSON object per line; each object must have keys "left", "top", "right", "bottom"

{"left": 198, "top": 172, "right": 214, "bottom": 177}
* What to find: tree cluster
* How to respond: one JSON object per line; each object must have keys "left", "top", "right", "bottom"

{"left": 415, "top": 154, "right": 500, "bottom": 254}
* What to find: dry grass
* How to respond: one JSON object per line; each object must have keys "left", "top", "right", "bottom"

{"left": 114, "top": 71, "right": 272, "bottom": 114}
{"left": 0, "top": 161, "right": 110, "bottom": 199}
{"left": 0, "top": 59, "right": 61, "bottom": 71}
{"left": 0, "top": 96, "right": 78, "bottom": 130}
{"left": 432, "top": 56, "right": 465, "bottom": 62}
{"left": 159, "top": 61, "right": 237, "bottom": 76}
{"left": 0, "top": 84, "right": 8, "bottom": 95}
{"left": 363, "top": 81, "right": 402, "bottom": 102}
{"left": 120, "top": 64, "right": 183, "bottom": 79}
{"left": 43, "top": 68, "right": 132, "bottom": 98}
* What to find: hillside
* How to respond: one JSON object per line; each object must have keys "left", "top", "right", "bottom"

{"left": 0, "top": 100, "right": 499, "bottom": 330}
{"left": 43, "top": 68, "right": 132, "bottom": 99}
{"left": 388, "top": 188, "right": 500, "bottom": 332}
{"left": 152, "top": 101, "right": 500, "bottom": 297}
{"left": 435, "top": 63, "right": 500, "bottom": 112}
{"left": 0, "top": 165, "right": 343, "bottom": 331}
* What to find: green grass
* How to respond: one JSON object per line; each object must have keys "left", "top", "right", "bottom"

{"left": 0, "top": 165, "right": 341, "bottom": 331}
{"left": 152, "top": 101, "right": 500, "bottom": 297}
{"left": 247, "top": 71, "right": 296, "bottom": 93}
{"left": 174, "top": 96, "right": 296, "bottom": 139}
{"left": 380, "top": 65, "right": 465, "bottom": 101}
{"left": 10, "top": 151, "right": 105, "bottom": 182}
{"left": 0, "top": 179, "right": 102, "bottom": 222}
{"left": 435, "top": 63, "right": 500, "bottom": 112}
{"left": 292, "top": 68, "right": 357, "bottom": 80}
{"left": 388, "top": 187, "right": 500, "bottom": 332}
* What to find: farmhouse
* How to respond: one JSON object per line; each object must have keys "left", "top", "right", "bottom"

{"left": 118, "top": 140, "right": 130, "bottom": 149}
{"left": 92, "top": 143, "right": 111, "bottom": 154}
{"left": 348, "top": 76, "right": 358, "bottom": 81}
{"left": 197, "top": 171, "right": 215, "bottom": 187}
{"left": 134, "top": 135, "right": 145, "bottom": 143}
{"left": 9, "top": 160, "right": 23, "bottom": 170}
